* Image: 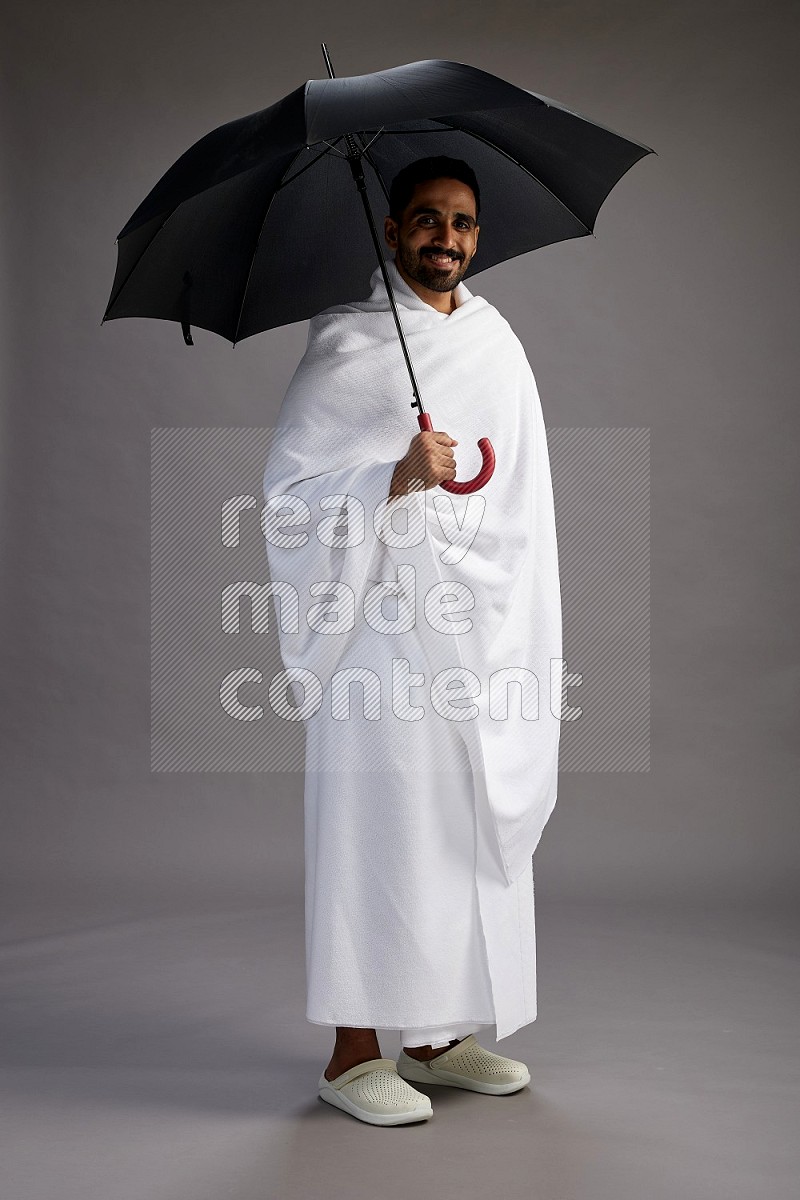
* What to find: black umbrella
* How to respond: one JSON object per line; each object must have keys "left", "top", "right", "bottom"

{"left": 103, "top": 48, "right": 655, "bottom": 492}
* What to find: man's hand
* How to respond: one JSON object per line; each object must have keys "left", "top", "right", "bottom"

{"left": 389, "top": 430, "right": 459, "bottom": 500}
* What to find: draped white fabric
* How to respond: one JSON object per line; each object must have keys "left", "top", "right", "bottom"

{"left": 262, "top": 258, "right": 560, "bottom": 1040}
{"left": 262, "top": 256, "right": 563, "bottom": 888}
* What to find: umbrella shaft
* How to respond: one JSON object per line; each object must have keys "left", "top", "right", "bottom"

{"left": 346, "top": 152, "right": 426, "bottom": 418}
{"left": 321, "top": 43, "right": 425, "bottom": 419}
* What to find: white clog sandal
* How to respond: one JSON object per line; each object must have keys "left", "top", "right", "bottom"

{"left": 396, "top": 1034, "right": 530, "bottom": 1095}
{"left": 318, "top": 1057, "right": 433, "bottom": 1125}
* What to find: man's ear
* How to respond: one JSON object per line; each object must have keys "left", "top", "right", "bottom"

{"left": 384, "top": 216, "right": 398, "bottom": 250}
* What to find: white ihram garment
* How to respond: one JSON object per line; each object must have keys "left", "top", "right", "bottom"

{"left": 262, "top": 256, "right": 562, "bottom": 1043}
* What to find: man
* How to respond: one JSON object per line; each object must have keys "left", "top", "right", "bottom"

{"left": 262, "top": 156, "right": 562, "bottom": 1126}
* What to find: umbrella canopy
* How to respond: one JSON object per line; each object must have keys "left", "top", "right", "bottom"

{"left": 102, "top": 56, "right": 655, "bottom": 346}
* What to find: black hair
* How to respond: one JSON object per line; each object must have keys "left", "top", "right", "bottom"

{"left": 388, "top": 156, "right": 481, "bottom": 224}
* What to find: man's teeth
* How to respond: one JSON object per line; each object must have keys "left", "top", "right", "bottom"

{"left": 428, "top": 254, "right": 454, "bottom": 262}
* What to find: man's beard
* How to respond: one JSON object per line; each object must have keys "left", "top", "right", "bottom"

{"left": 397, "top": 241, "right": 469, "bottom": 292}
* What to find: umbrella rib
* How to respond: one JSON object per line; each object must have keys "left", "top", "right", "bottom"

{"left": 234, "top": 131, "right": 385, "bottom": 342}
{"left": 339, "top": 120, "right": 594, "bottom": 233}
{"left": 111, "top": 138, "right": 345, "bottom": 342}
{"left": 104, "top": 143, "right": 332, "bottom": 323}
{"left": 279, "top": 143, "right": 341, "bottom": 189}
{"left": 319, "top": 138, "right": 348, "bottom": 158}
{"left": 104, "top": 208, "right": 178, "bottom": 318}
{"left": 433, "top": 119, "right": 593, "bottom": 233}
{"left": 231, "top": 147, "right": 312, "bottom": 345}
{"left": 355, "top": 126, "right": 386, "bottom": 156}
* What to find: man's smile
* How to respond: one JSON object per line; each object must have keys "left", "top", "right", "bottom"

{"left": 424, "top": 251, "right": 460, "bottom": 267}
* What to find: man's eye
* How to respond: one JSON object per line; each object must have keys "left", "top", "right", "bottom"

{"left": 419, "top": 217, "right": 470, "bottom": 229}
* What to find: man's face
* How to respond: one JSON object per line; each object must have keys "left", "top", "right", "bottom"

{"left": 384, "top": 177, "right": 480, "bottom": 297}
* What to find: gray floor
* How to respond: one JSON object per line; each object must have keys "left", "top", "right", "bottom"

{"left": 1, "top": 898, "right": 797, "bottom": 1200}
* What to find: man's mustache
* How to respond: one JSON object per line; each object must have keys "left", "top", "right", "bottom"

{"left": 421, "top": 250, "right": 462, "bottom": 262}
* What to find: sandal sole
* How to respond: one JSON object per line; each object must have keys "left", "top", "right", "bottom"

{"left": 318, "top": 1083, "right": 433, "bottom": 1125}
{"left": 396, "top": 1062, "right": 530, "bottom": 1094}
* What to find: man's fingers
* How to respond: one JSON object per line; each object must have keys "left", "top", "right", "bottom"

{"left": 422, "top": 430, "right": 458, "bottom": 446}
{"left": 401, "top": 429, "right": 461, "bottom": 488}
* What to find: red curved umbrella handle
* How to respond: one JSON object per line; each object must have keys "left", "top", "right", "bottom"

{"left": 417, "top": 412, "right": 496, "bottom": 494}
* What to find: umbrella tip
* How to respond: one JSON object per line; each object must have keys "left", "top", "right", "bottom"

{"left": 320, "top": 43, "right": 335, "bottom": 78}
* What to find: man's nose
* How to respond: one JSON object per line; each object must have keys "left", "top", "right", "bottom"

{"left": 430, "top": 237, "right": 456, "bottom": 255}
{"left": 432, "top": 224, "right": 457, "bottom": 248}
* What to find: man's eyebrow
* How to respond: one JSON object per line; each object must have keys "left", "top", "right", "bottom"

{"left": 408, "top": 205, "right": 476, "bottom": 226}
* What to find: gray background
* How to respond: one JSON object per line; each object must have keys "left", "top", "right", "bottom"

{"left": 2, "top": 1, "right": 798, "bottom": 1197}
